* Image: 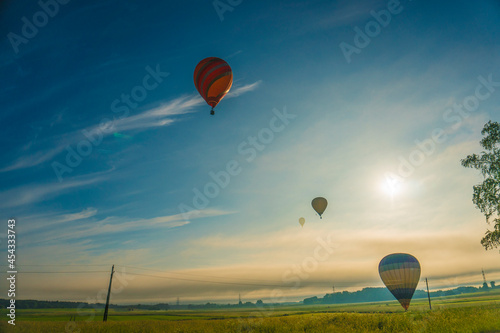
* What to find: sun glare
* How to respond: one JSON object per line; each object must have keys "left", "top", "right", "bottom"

{"left": 381, "top": 174, "right": 402, "bottom": 198}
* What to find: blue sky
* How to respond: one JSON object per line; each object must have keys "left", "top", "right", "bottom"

{"left": 1, "top": 0, "right": 500, "bottom": 304}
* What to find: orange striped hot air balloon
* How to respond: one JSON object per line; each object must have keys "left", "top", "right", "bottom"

{"left": 193, "top": 57, "right": 233, "bottom": 115}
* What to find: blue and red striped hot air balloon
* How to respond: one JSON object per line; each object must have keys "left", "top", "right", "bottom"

{"left": 193, "top": 57, "right": 233, "bottom": 115}
{"left": 379, "top": 253, "right": 421, "bottom": 311}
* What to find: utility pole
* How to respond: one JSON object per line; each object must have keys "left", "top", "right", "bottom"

{"left": 482, "top": 269, "right": 488, "bottom": 289}
{"left": 103, "top": 265, "right": 115, "bottom": 322}
{"left": 176, "top": 297, "right": 180, "bottom": 307}
{"left": 425, "top": 278, "right": 432, "bottom": 310}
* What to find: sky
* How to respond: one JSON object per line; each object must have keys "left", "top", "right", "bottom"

{"left": 1, "top": 0, "right": 500, "bottom": 305}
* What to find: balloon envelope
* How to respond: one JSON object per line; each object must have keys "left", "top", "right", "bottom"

{"left": 193, "top": 57, "right": 233, "bottom": 113}
{"left": 311, "top": 197, "right": 328, "bottom": 218}
{"left": 378, "top": 253, "right": 421, "bottom": 310}
{"left": 299, "top": 217, "right": 305, "bottom": 227}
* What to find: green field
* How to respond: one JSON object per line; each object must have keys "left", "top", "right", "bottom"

{"left": 1, "top": 290, "right": 499, "bottom": 332}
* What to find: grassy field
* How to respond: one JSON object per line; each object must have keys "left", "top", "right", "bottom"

{"left": 1, "top": 289, "right": 499, "bottom": 332}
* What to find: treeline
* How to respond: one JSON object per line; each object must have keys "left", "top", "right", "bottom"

{"left": 303, "top": 285, "right": 493, "bottom": 305}
{"left": 0, "top": 299, "right": 170, "bottom": 310}
{"left": 0, "top": 300, "right": 90, "bottom": 309}
{"left": 0, "top": 299, "right": 269, "bottom": 310}
{"left": 185, "top": 300, "right": 266, "bottom": 310}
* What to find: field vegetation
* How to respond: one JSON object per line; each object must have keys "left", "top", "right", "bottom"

{"left": 1, "top": 289, "right": 499, "bottom": 332}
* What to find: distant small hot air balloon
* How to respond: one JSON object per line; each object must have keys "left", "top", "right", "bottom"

{"left": 193, "top": 57, "right": 233, "bottom": 115}
{"left": 379, "top": 253, "right": 421, "bottom": 311}
{"left": 311, "top": 197, "right": 327, "bottom": 219}
{"left": 299, "top": 217, "right": 305, "bottom": 227}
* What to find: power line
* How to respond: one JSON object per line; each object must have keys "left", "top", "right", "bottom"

{"left": 125, "top": 272, "right": 285, "bottom": 288}
{"left": 11, "top": 271, "right": 109, "bottom": 274}
{"left": 119, "top": 265, "right": 286, "bottom": 285}
{"left": 0, "top": 264, "right": 112, "bottom": 267}
{"left": 0, "top": 264, "right": 351, "bottom": 289}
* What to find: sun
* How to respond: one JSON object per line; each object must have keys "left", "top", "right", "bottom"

{"left": 381, "top": 174, "right": 402, "bottom": 198}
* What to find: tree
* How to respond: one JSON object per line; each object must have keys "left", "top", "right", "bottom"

{"left": 461, "top": 120, "right": 500, "bottom": 250}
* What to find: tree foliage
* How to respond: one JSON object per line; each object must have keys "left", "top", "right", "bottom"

{"left": 461, "top": 120, "right": 500, "bottom": 250}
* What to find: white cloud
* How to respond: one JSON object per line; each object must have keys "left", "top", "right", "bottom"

{"left": 0, "top": 144, "right": 66, "bottom": 172}
{"left": 0, "top": 173, "right": 108, "bottom": 209}
{"left": 0, "top": 81, "right": 261, "bottom": 173}
{"left": 23, "top": 208, "right": 235, "bottom": 245}
{"left": 227, "top": 81, "right": 262, "bottom": 98}
{"left": 19, "top": 207, "right": 98, "bottom": 233}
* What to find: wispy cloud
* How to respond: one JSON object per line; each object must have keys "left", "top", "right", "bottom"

{"left": 0, "top": 81, "right": 262, "bottom": 173}
{"left": 107, "top": 94, "right": 203, "bottom": 132}
{"left": 226, "top": 50, "right": 243, "bottom": 59}
{"left": 102, "top": 81, "right": 262, "bottom": 132}
{"left": 227, "top": 80, "right": 262, "bottom": 98}
{"left": 25, "top": 208, "right": 235, "bottom": 245}
{"left": 20, "top": 208, "right": 98, "bottom": 233}
{"left": 316, "top": 0, "right": 385, "bottom": 29}
{"left": 0, "top": 144, "right": 66, "bottom": 172}
{"left": 0, "top": 170, "right": 111, "bottom": 209}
